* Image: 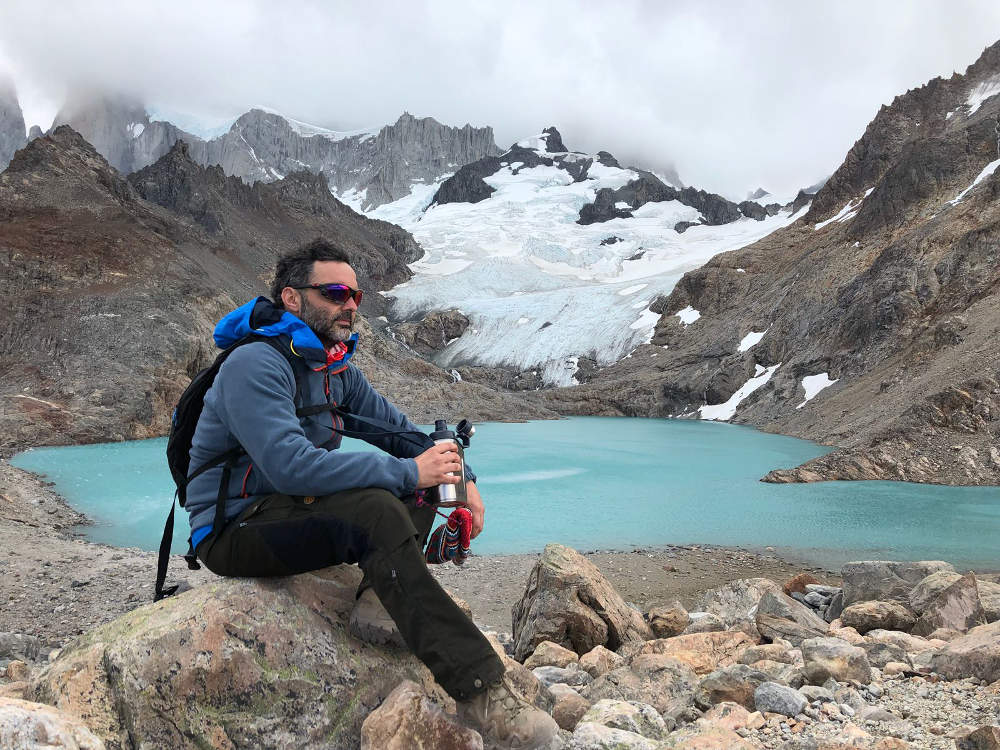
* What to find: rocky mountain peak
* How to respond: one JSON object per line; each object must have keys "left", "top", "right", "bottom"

{"left": 807, "top": 39, "right": 1000, "bottom": 226}
{"left": 0, "top": 74, "right": 27, "bottom": 170}
{"left": 541, "top": 126, "right": 567, "bottom": 152}
{"left": 2, "top": 124, "right": 138, "bottom": 209}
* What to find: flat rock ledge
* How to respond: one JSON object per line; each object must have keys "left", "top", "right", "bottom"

{"left": 4, "top": 552, "right": 1000, "bottom": 749}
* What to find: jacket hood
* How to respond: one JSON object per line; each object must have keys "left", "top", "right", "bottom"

{"left": 213, "top": 297, "right": 357, "bottom": 367}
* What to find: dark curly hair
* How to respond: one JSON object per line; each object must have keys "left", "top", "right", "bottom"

{"left": 270, "top": 238, "right": 352, "bottom": 308}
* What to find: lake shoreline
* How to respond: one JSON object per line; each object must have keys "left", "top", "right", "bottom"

{"left": 3, "top": 452, "right": 998, "bottom": 647}
{"left": 0, "top": 458, "right": 846, "bottom": 646}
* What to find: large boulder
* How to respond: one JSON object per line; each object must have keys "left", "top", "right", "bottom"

{"left": 757, "top": 591, "right": 829, "bottom": 632}
{"left": 512, "top": 544, "right": 652, "bottom": 661}
{"left": 800, "top": 637, "right": 872, "bottom": 685}
{"left": 841, "top": 561, "right": 954, "bottom": 606}
{"left": 908, "top": 570, "right": 963, "bottom": 614}
{"left": 695, "top": 578, "right": 784, "bottom": 636}
{"left": 753, "top": 682, "right": 807, "bottom": 717}
{"left": 840, "top": 601, "right": 917, "bottom": 634}
{"left": 28, "top": 568, "right": 454, "bottom": 750}
{"left": 930, "top": 620, "right": 1000, "bottom": 682}
{"left": 581, "top": 654, "right": 698, "bottom": 719}
{"left": 636, "top": 631, "right": 753, "bottom": 675}
{"left": 756, "top": 613, "right": 827, "bottom": 647}
{"left": 980, "top": 581, "right": 1000, "bottom": 622}
{"left": 0, "top": 697, "right": 106, "bottom": 749}
{"left": 360, "top": 680, "right": 483, "bottom": 750}
{"left": 912, "top": 572, "right": 986, "bottom": 636}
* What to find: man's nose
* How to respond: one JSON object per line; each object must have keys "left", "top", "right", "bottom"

{"left": 343, "top": 296, "right": 358, "bottom": 312}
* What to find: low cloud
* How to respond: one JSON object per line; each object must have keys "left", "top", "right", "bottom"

{"left": 1, "top": 0, "right": 999, "bottom": 197}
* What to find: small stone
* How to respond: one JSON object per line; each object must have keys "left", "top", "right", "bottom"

{"left": 4, "top": 661, "right": 28, "bottom": 681}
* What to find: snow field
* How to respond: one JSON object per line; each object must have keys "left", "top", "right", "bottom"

{"left": 374, "top": 149, "right": 800, "bottom": 386}
{"left": 796, "top": 373, "right": 838, "bottom": 409}
{"left": 699, "top": 364, "right": 781, "bottom": 421}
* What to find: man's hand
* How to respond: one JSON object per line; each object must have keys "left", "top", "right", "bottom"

{"left": 414, "top": 442, "right": 463, "bottom": 489}
{"left": 465, "top": 481, "right": 485, "bottom": 539}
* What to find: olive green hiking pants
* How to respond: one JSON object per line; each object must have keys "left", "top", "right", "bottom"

{"left": 197, "top": 487, "right": 504, "bottom": 701}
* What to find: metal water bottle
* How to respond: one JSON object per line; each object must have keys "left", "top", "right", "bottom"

{"left": 430, "top": 419, "right": 463, "bottom": 504}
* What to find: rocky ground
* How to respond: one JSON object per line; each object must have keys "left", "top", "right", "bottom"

{"left": 3, "top": 461, "right": 1000, "bottom": 749}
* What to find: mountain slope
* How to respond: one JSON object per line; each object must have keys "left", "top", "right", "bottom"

{"left": 0, "top": 127, "right": 551, "bottom": 456}
{"left": 528, "top": 40, "right": 1000, "bottom": 486}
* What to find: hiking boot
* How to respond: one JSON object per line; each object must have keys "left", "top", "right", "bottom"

{"left": 458, "top": 674, "right": 559, "bottom": 749}
{"left": 348, "top": 588, "right": 405, "bottom": 648}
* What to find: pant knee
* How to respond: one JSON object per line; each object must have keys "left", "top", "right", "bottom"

{"left": 357, "top": 489, "right": 417, "bottom": 550}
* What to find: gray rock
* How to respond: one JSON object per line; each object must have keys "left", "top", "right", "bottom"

{"left": 695, "top": 664, "right": 772, "bottom": 710}
{"left": 695, "top": 578, "right": 784, "bottom": 636}
{"left": 861, "top": 641, "right": 910, "bottom": 669}
{"left": 757, "top": 591, "right": 830, "bottom": 631}
{"left": 682, "top": 612, "right": 725, "bottom": 634}
{"left": 512, "top": 545, "right": 652, "bottom": 661}
{"left": 841, "top": 561, "right": 955, "bottom": 606}
{"left": 578, "top": 699, "right": 669, "bottom": 740}
{"left": 930, "top": 620, "right": 1000, "bottom": 682}
{"left": 798, "top": 685, "right": 835, "bottom": 703}
{"left": 570, "top": 722, "right": 661, "bottom": 750}
{"left": 581, "top": 654, "right": 699, "bottom": 721}
{"left": 0, "top": 633, "right": 41, "bottom": 662}
{"left": 840, "top": 600, "right": 917, "bottom": 634}
{"left": 804, "top": 584, "right": 842, "bottom": 597}
{"left": 912, "top": 572, "right": 986, "bottom": 636}
{"left": 755, "top": 613, "right": 827, "bottom": 647}
{"left": 800, "top": 637, "right": 872, "bottom": 685}
{"left": 824, "top": 591, "right": 845, "bottom": 623}
{"left": 804, "top": 592, "right": 829, "bottom": 607}
{"left": 753, "top": 682, "right": 807, "bottom": 717}
{"left": 533, "top": 665, "right": 593, "bottom": 688}
{"left": 909, "top": 570, "right": 964, "bottom": 614}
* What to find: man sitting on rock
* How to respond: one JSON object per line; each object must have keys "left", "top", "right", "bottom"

{"left": 184, "top": 239, "right": 557, "bottom": 748}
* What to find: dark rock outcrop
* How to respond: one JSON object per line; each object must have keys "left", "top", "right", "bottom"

{"left": 430, "top": 156, "right": 501, "bottom": 205}
{"left": 392, "top": 310, "right": 471, "bottom": 355}
{"left": 577, "top": 173, "right": 749, "bottom": 226}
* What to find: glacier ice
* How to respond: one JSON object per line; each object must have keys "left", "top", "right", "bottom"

{"left": 371, "top": 144, "right": 800, "bottom": 386}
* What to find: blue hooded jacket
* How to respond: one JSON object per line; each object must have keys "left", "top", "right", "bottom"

{"left": 185, "top": 298, "right": 474, "bottom": 549}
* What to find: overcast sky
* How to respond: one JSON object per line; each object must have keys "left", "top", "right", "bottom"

{"left": 1, "top": 1, "right": 999, "bottom": 199}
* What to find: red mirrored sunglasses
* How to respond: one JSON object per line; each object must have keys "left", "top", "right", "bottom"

{"left": 293, "top": 283, "right": 363, "bottom": 306}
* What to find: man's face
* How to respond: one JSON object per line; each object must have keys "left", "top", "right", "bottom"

{"left": 292, "top": 260, "right": 360, "bottom": 348}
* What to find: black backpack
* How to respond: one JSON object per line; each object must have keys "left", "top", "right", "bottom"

{"left": 154, "top": 335, "right": 433, "bottom": 601}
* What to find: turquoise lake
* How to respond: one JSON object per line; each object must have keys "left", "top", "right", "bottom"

{"left": 11, "top": 417, "right": 1000, "bottom": 569}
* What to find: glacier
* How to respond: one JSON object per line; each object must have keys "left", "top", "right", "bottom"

{"left": 369, "top": 137, "right": 803, "bottom": 386}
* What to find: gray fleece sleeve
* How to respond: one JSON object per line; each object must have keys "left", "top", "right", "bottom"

{"left": 342, "top": 365, "right": 477, "bottom": 483}
{"left": 214, "top": 344, "right": 419, "bottom": 497}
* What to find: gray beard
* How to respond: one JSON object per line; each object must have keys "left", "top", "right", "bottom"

{"left": 299, "top": 296, "right": 354, "bottom": 348}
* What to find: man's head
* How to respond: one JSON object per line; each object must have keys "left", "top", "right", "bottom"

{"left": 271, "top": 239, "right": 362, "bottom": 348}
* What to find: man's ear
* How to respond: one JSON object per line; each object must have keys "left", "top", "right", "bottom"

{"left": 280, "top": 286, "right": 301, "bottom": 313}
